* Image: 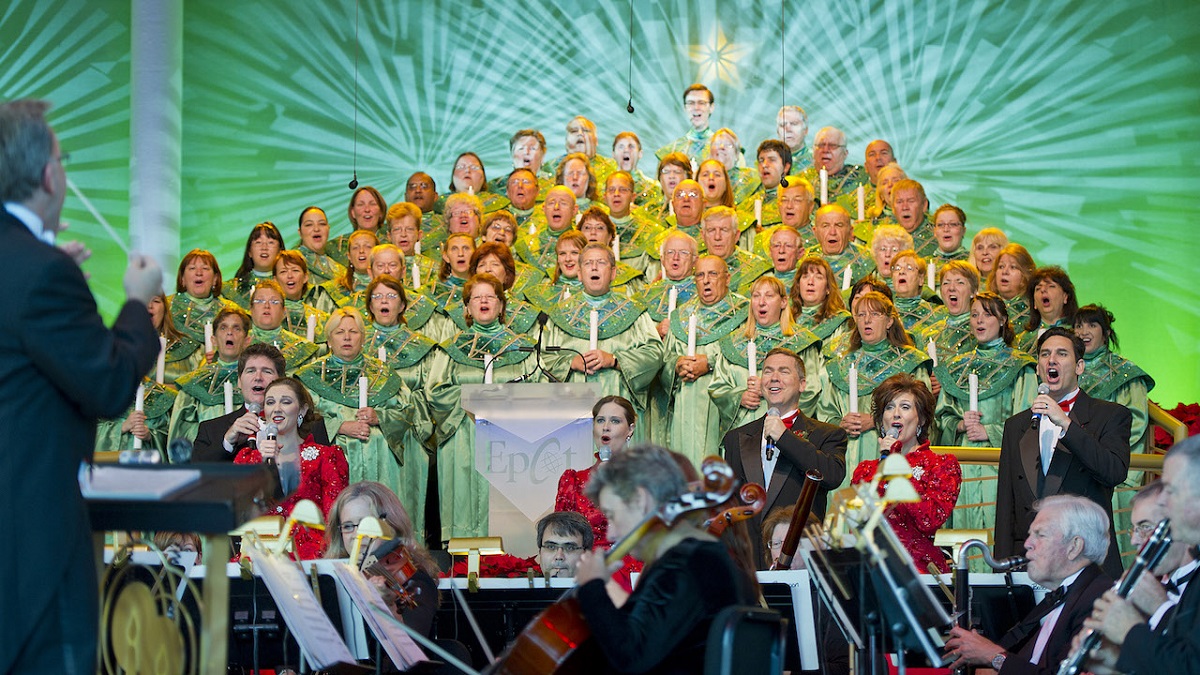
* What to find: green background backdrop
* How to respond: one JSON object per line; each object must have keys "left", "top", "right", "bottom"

{"left": 3, "top": 0, "right": 1197, "bottom": 405}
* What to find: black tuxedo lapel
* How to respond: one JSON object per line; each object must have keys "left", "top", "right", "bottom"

{"left": 1018, "top": 414, "right": 1042, "bottom": 498}
{"left": 1043, "top": 392, "right": 1093, "bottom": 498}
{"left": 739, "top": 420, "right": 766, "bottom": 496}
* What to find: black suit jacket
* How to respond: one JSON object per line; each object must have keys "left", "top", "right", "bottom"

{"left": 1117, "top": 569, "right": 1200, "bottom": 673}
{"left": 994, "top": 390, "right": 1131, "bottom": 579}
{"left": 998, "top": 563, "right": 1111, "bottom": 675}
{"left": 721, "top": 411, "right": 848, "bottom": 567}
{"left": 0, "top": 209, "right": 158, "bottom": 671}
{"left": 191, "top": 407, "right": 331, "bottom": 462}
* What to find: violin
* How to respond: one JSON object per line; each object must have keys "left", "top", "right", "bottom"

{"left": 488, "top": 456, "right": 739, "bottom": 675}
{"left": 702, "top": 455, "right": 766, "bottom": 536}
{"left": 361, "top": 537, "right": 420, "bottom": 610}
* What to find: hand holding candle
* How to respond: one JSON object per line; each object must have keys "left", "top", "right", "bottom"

{"left": 667, "top": 286, "right": 678, "bottom": 315}
{"left": 747, "top": 340, "right": 758, "bottom": 378}
{"left": 589, "top": 310, "right": 599, "bottom": 351}
{"left": 155, "top": 337, "right": 166, "bottom": 384}
{"left": 204, "top": 322, "right": 214, "bottom": 354}
{"left": 686, "top": 313, "right": 698, "bottom": 357}
{"left": 133, "top": 384, "right": 145, "bottom": 450}
{"left": 968, "top": 372, "right": 979, "bottom": 412}
{"left": 848, "top": 363, "right": 859, "bottom": 412}
{"left": 483, "top": 353, "right": 495, "bottom": 384}
{"left": 358, "top": 376, "right": 368, "bottom": 409}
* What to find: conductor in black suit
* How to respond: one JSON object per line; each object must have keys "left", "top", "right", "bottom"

{"left": 721, "top": 347, "right": 847, "bottom": 566}
{"left": 1086, "top": 435, "right": 1200, "bottom": 674}
{"left": 995, "top": 327, "right": 1131, "bottom": 579}
{"left": 945, "top": 495, "right": 1114, "bottom": 674}
{"left": 0, "top": 100, "right": 162, "bottom": 674}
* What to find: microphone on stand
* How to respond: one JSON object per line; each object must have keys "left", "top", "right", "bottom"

{"left": 765, "top": 407, "right": 781, "bottom": 460}
{"left": 1031, "top": 383, "right": 1051, "bottom": 427}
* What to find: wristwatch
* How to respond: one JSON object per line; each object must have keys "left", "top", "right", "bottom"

{"left": 990, "top": 652, "right": 1007, "bottom": 670}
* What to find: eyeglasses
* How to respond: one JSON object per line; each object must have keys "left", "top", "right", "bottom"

{"left": 675, "top": 190, "right": 701, "bottom": 199}
{"left": 894, "top": 264, "right": 920, "bottom": 273}
{"left": 509, "top": 178, "right": 535, "bottom": 187}
{"left": 768, "top": 540, "right": 785, "bottom": 550}
{"left": 406, "top": 181, "right": 431, "bottom": 190}
{"left": 455, "top": 163, "right": 482, "bottom": 172}
{"left": 1132, "top": 522, "right": 1158, "bottom": 537}
{"left": 56, "top": 152, "right": 71, "bottom": 164}
{"left": 814, "top": 143, "right": 845, "bottom": 150}
{"left": 370, "top": 293, "right": 400, "bottom": 301}
{"left": 854, "top": 311, "right": 885, "bottom": 320}
{"left": 448, "top": 210, "right": 476, "bottom": 219}
{"left": 683, "top": 99, "right": 711, "bottom": 108}
{"left": 664, "top": 248, "right": 694, "bottom": 258}
{"left": 581, "top": 259, "right": 612, "bottom": 269}
{"left": 251, "top": 298, "right": 283, "bottom": 306}
{"left": 605, "top": 186, "right": 633, "bottom": 194}
{"left": 469, "top": 294, "right": 500, "bottom": 303}
{"left": 540, "top": 542, "right": 584, "bottom": 554}
{"left": 339, "top": 521, "right": 361, "bottom": 535}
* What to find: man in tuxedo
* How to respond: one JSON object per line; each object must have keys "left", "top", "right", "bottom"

{"left": 721, "top": 347, "right": 847, "bottom": 566}
{"left": 945, "top": 495, "right": 1114, "bottom": 674}
{"left": 0, "top": 99, "right": 162, "bottom": 673}
{"left": 1085, "top": 435, "right": 1200, "bottom": 673}
{"left": 191, "top": 342, "right": 284, "bottom": 462}
{"left": 995, "top": 327, "right": 1132, "bottom": 579}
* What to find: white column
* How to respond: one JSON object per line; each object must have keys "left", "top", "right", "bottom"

{"left": 129, "top": 0, "right": 183, "bottom": 285}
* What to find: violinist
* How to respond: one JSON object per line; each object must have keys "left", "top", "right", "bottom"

{"left": 574, "top": 445, "right": 758, "bottom": 674}
{"left": 323, "top": 481, "right": 441, "bottom": 638}
{"left": 536, "top": 511, "right": 593, "bottom": 579}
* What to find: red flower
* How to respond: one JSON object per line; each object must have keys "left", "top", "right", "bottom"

{"left": 442, "top": 554, "right": 542, "bottom": 579}
{"left": 1152, "top": 401, "right": 1200, "bottom": 449}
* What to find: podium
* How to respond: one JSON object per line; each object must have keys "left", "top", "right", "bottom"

{"left": 460, "top": 382, "right": 601, "bottom": 556}
{"left": 88, "top": 463, "right": 272, "bottom": 675}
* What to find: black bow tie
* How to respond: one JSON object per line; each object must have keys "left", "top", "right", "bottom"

{"left": 1009, "top": 585, "right": 1069, "bottom": 644}
{"left": 1165, "top": 567, "right": 1198, "bottom": 596}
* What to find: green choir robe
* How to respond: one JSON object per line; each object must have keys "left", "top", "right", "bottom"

{"left": 96, "top": 377, "right": 177, "bottom": 454}
{"left": 320, "top": 272, "right": 371, "bottom": 309}
{"left": 658, "top": 294, "right": 748, "bottom": 466}
{"left": 812, "top": 243, "right": 876, "bottom": 290}
{"left": 221, "top": 271, "right": 276, "bottom": 310}
{"left": 710, "top": 322, "right": 823, "bottom": 433}
{"left": 433, "top": 190, "right": 511, "bottom": 216}
{"left": 426, "top": 322, "right": 539, "bottom": 540}
{"left": 447, "top": 297, "right": 541, "bottom": 334}
{"left": 283, "top": 299, "right": 330, "bottom": 345}
{"left": 296, "top": 353, "right": 429, "bottom": 523}
{"left": 728, "top": 166, "right": 761, "bottom": 206}
{"left": 817, "top": 340, "right": 932, "bottom": 482}
{"left": 249, "top": 325, "right": 318, "bottom": 371}
{"left": 920, "top": 311, "right": 975, "bottom": 365}
{"left": 894, "top": 296, "right": 947, "bottom": 337}
{"left": 720, "top": 249, "right": 772, "bottom": 293}
{"left": 168, "top": 359, "right": 242, "bottom": 448}
{"left": 542, "top": 292, "right": 664, "bottom": 444}
{"left": 514, "top": 226, "right": 576, "bottom": 272}
{"left": 933, "top": 339, "right": 1038, "bottom": 535}
{"left": 168, "top": 293, "right": 241, "bottom": 344}
{"left": 799, "top": 164, "right": 869, "bottom": 212}
{"left": 365, "top": 322, "right": 439, "bottom": 536}
{"left": 610, "top": 211, "right": 665, "bottom": 273}
{"left": 298, "top": 245, "right": 347, "bottom": 284}
{"left": 160, "top": 334, "right": 204, "bottom": 386}
{"left": 655, "top": 128, "right": 714, "bottom": 166}
{"left": 1003, "top": 295, "right": 1032, "bottom": 336}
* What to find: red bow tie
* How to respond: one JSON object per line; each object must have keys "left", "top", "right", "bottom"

{"left": 782, "top": 411, "right": 800, "bottom": 429}
{"left": 1058, "top": 394, "right": 1078, "bottom": 412}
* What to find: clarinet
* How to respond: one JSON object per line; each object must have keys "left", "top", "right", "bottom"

{"left": 1056, "top": 518, "right": 1172, "bottom": 675}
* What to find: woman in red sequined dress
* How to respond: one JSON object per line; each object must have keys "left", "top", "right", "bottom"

{"left": 234, "top": 377, "right": 349, "bottom": 559}
{"left": 554, "top": 395, "right": 638, "bottom": 549}
{"left": 851, "top": 374, "right": 961, "bottom": 573}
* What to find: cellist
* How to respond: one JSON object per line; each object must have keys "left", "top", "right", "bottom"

{"left": 574, "top": 445, "right": 759, "bottom": 674}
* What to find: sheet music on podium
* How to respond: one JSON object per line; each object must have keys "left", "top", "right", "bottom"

{"left": 330, "top": 562, "right": 430, "bottom": 670}
{"left": 243, "top": 541, "right": 359, "bottom": 670}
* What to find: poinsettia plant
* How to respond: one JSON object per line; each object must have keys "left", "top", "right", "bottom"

{"left": 1152, "top": 401, "right": 1199, "bottom": 449}
{"left": 442, "top": 554, "right": 542, "bottom": 579}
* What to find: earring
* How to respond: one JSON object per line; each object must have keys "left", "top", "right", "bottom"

{"left": 916, "top": 424, "right": 923, "bottom": 439}
{"left": 298, "top": 413, "right": 305, "bottom": 426}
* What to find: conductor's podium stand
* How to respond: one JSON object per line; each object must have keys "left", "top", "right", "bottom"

{"left": 87, "top": 463, "right": 272, "bottom": 675}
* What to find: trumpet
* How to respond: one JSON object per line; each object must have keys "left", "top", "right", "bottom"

{"left": 1056, "top": 518, "right": 1172, "bottom": 675}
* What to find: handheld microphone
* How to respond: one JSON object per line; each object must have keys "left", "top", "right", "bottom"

{"left": 882, "top": 425, "right": 902, "bottom": 458}
{"left": 765, "top": 407, "right": 781, "bottom": 459}
{"left": 1031, "top": 383, "right": 1051, "bottom": 427}
{"left": 598, "top": 444, "right": 612, "bottom": 462}
{"left": 246, "top": 402, "right": 264, "bottom": 450}
{"left": 262, "top": 422, "right": 279, "bottom": 465}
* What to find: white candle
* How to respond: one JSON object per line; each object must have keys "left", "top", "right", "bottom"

{"left": 358, "top": 376, "right": 369, "bottom": 409}
{"left": 564, "top": 287, "right": 571, "bottom": 300}
{"left": 415, "top": 240, "right": 422, "bottom": 257}
{"left": 841, "top": 264, "right": 852, "bottom": 291}
{"left": 848, "top": 363, "right": 859, "bottom": 412}
{"left": 306, "top": 313, "right": 316, "bottom": 343}
{"left": 927, "top": 260, "right": 936, "bottom": 292}
{"left": 528, "top": 220, "right": 537, "bottom": 235}
{"left": 667, "top": 286, "right": 678, "bottom": 315}
{"left": 377, "top": 345, "right": 387, "bottom": 362}
{"left": 613, "top": 233, "right": 621, "bottom": 260}
{"left": 204, "top": 322, "right": 214, "bottom": 353}
{"left": 589, "top": 310, "right": 599, "bottom": 351}
{"left": 466, "top": 185, "right": 474, "bottom": 196}
{"left": 856, "top": 185, "right": 865, "bottom": 221}
{"left": 411, "top": 263, "right": 421, "bottom": 290}
{"left": 686, "top": 313, "right": 698, "bottom": 357}
{"left": 483, "top": 353, "right": 495, "bottom": 384}
{"left": 968, "top": 372, "right": 979, "bottom": 412}
{"left": 574, "top": 212, "right": 582, "bottom": 225}
{"left": 754, "top": 198, "right": 762, "bottom": 226}
{"left": 668, "top": 201, "right": 674, "bottom": 217}
{"left": 926, "top": 338, "right": 938, "bottom": 367}
{"left": 155, "top": 336, "right": 166, "bottom": 384}
{"left": 747, "top": 340, "right": 757, "bottom": 378}
{"left": 819, "top": 168, "right": 828, "bottom": 205}
{"left": 223, "top": 381, "right": 233, "bottom": 415}
{"left": 133, "top": 384, "right": 145, "bottom": 450}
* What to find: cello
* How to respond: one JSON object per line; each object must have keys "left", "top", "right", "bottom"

{"left": 487, "top": 456, "right": 739, "bottom": 675}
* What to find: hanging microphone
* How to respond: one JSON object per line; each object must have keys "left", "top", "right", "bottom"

{"left": 779, "top": 176, "right": 789, "bottom": 188}
{"left": 626, "top": 99, "right": 635, "bottom": 114}
{"left": 348, "top": 173, "right": 359, "bottom": 190}
{"left": 1031, "top": 383, "right": 1051, "bottom": 427}
{"left": 765, "top": 407, "right": 781, "bottom": 459}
